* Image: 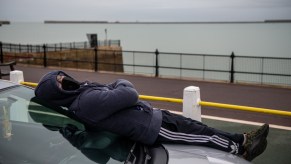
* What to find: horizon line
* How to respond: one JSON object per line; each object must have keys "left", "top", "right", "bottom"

{"left": 43, "top": 19, "right": 291, "bottom": 24}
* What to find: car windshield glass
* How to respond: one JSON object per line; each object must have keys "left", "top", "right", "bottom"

{"left": 0, "top": 85, "right": 134, "bottom": 164}
{"left": 0, "top": 86, "right": 83, "bottom": 128}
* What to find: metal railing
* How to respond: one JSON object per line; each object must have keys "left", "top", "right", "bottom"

{"left": 19, "top": 81, "right": 291, "bottom": 117}
{"left": 0, "top": 41, "right": 120, "bottom": 53}
{"left": 1, "top": 42, "right": 291, "bottom": 87}
{"left": 139, "top": 95, "right": 291, "bottom": 117}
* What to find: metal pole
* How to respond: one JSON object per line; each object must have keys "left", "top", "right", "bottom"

{"left": 0, "top": 42, "right": 3, "bottom": 63}
{"left": 94, "top": 47, "right": 98, "bottom": 72}
{"left": 199, "top": 101, "right": 291, "bottom": 117}
{"left": 19, "top": 44, "right": 21, "bottom": 53}
{"left": 105, "top": 28, "right": 108, "bottom": 45}
{"left": 43, "top": 44, "right": 47, "bottom": 67}
{"left": 155, "top": 49, "right": 159, "bottom": 77}
{"left": 230, "top": 52, "right": 235, "bottom": 83}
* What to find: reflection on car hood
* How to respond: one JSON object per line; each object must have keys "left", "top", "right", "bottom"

{"left": 0, "top": 80, "right": 16, "bottom": 90}
{"left": 163, "top": 144, "right": 250, "bottom": 164}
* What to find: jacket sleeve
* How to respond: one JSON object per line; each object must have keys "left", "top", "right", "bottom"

{"left": 107, "top": 79, "right": 135, "bottom": 89}
{"left": 77, "top": 79, "right": 139, "bottom": 121}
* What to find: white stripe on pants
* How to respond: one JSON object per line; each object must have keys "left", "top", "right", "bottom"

{"left": 159, "top": 127, "right": 229, "bottom": 149}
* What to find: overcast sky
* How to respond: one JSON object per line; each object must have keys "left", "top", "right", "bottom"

{"left": 1, "top": 0, "right": 291, "bottom": 22}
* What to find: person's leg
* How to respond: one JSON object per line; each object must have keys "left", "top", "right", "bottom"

{"left": 156, "top": 110, "right": 245, "bottom": 154}
{"left": 243, "top": 124, "right": 269, "bottom": 161}
{"left": 156, "top": 110, "right": 268, "bottom": 161}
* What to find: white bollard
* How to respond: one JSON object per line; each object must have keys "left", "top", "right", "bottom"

{"left": 183, "top": 86, "right": 201, "bottom": 122}
{"left": 10, "top": 70, "right": 24, "bottom": 84}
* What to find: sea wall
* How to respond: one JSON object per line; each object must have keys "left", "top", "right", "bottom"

{"left": 3, "top": 46, "right": 123, "bottom": 72}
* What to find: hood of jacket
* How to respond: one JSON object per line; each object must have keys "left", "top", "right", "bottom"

{"left": 35, "top": 70, "right": 81, "bottom": 107}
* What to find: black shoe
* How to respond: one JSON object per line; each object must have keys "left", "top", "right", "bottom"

{"left": 243, "top": 124, "right": 269, "bottom": 161}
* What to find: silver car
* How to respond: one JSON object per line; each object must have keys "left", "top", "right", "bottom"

{"left": 0, "top": 79, "right": 250, "bottom": 164}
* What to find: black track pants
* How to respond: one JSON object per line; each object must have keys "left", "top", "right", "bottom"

{"left": 156, "top": 110, "right": 244, "bottom": 155}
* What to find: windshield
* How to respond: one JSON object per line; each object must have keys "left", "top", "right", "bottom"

{"left": 0, "top": 85, "right": 134, "bottom": 164}
{"left": 0, "top": 85, "right": 83, "bottom": 128}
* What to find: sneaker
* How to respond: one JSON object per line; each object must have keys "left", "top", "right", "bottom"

{"left": 243, "top": 124, "right": 269, "bottom": 161}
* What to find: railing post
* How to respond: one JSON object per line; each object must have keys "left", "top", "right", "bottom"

{"left": 183, "top": 86, "right": 201, "bottom": 122}
{"left": 94, "top": 47, "right": 98, "bottom": 72}
{"left": 230, "top": 52, "right": 235, "bottom": 83}
{"left": 19, "top": 44, "right": 21, "bottom": 53}
{"left": 0, "top": 42, "right": 3, "bottom": 63}
{"left": 155, "top": 49, "right": 159, "bottom": 77}
{"left": 43, "top": 44, "right": 47, "bottom": 67}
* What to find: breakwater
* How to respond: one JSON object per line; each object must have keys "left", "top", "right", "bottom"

{"left": 1, "top": 43, "right": 123, "bottom": 72}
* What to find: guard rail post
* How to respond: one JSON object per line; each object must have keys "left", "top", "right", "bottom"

{"left": 183, "top": 86, "right": 201, "bottom": 122}
{"left": 94, "top": 47, "right": 98, "bottom": 72}
{"left": 0, "top": 42, "right": 3, "bottom": 63}
{"left": 43, "top": 44, "right": 47, "bottom": 67}
{"left": 155, "top": 49, "right": 159, "bottom": 77}
{"left": 230, "top": 52, "right": 235, "bottom": 83}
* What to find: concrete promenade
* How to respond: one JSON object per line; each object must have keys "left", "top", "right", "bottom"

{"left": 3, "top": 65, "right": 291, "bottom": 164}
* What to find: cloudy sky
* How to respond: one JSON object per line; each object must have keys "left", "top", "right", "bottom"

{"left": 1, "top": 0, "right": 291, "bottom": 22}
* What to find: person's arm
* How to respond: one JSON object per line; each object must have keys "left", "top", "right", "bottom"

{"left": 78, "top": 79, "right": 139, "bottom": 121}
{"left": 107, "top": 79, "right": 135, "bottom": 89}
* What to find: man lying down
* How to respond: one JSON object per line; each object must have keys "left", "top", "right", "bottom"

{"left": 35, "top": 70, "right": 269, "bottom": 161}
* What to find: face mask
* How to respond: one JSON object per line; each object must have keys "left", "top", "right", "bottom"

{"left": 61, "top": 76, "right": 80, "bottom": 91}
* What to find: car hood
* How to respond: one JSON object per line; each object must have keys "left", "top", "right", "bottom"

{"left": 163, "top": 144, "right": 251, "bottom": 164}
{"left": 0, "top": 80, "right": 16, "bottom": 90}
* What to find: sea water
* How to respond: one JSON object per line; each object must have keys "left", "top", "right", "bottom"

{"left": 0, "top": 22, "right": 291, "bottom": 58}
{"left": 1, "top": 22, "right": 291, "bottom": 85}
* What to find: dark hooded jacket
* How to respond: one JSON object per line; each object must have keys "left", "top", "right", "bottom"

{"left": 35, "top": 71, "right": 162, "bottom": 145}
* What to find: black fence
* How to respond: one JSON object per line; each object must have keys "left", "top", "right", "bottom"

{"left": 0, "top": 41, "right": 120, "bottom": 53}
{"left": 1, "top": 42, "right": 291, "bottom": 87}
